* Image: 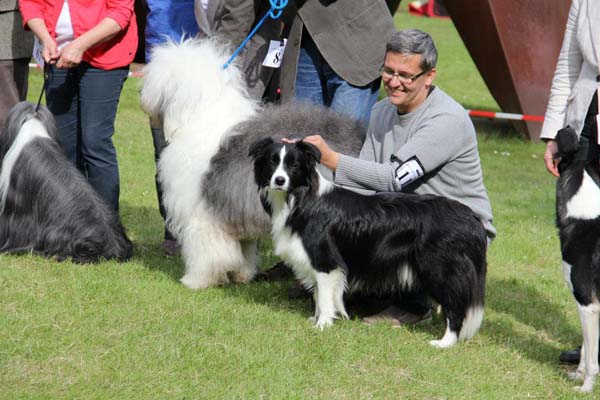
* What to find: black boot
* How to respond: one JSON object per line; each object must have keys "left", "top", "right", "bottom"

{"left": 559, "top": 347, "right": 581, "bottom": 364}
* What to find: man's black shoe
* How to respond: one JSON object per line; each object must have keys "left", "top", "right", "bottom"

{"left": 287, "top": 284, "right": 311, "bottom": 299}
{"left": 255, "top": 262, "right": 294, "bottom": 281}
{"left": 559, "top": 347, "right": 581, "bottom": 364}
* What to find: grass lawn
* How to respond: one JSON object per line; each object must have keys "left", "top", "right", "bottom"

{"left": 1, "top": 8, "right": 584, "bottom": 400}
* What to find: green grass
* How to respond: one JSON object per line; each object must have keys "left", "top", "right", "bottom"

{"left": 0, "top": 9, "right": 584, "bottom": 400}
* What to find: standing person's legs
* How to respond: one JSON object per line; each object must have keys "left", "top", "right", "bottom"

{"left": 326, "top": 71, "right": 380, "bottom": 127}
{"left": 0, "top": 58, "right": 30, "bottom": 130}
{"left": 149, "top": 118, "right": 178, "bottom": 255}
{"left": 295, "top": 31, "right": 380, "bottom": 126}
{"left": 45, "top": 65, "right": 82, "bottom": 170}
{"left": 78, "top": 64, "right": 128, "bottom": 211}
{"left": 294, "top": 32, "right": 326, "bottom": 106}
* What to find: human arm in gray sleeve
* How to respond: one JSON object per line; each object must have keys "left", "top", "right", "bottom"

{"left": 335, "top": 111, "right": 468, "bottom": 192}
{"left": 304, "top": 124, "right": 403, "bottom": 192}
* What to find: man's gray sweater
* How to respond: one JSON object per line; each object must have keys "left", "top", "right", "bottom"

{"left": 335, "top": 87, "right": 496, "bottom": 239}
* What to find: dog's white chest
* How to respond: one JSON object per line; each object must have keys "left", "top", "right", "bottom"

{"left": 566, "top": 171, "right": 600, "bottom": 220}
{"left": 269, "top": 196, "right": 316, "bottom": 288}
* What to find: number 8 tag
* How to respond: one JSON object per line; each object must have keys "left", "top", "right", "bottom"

{"left": 262, "top": 39, "right": 287, "bottom": 68}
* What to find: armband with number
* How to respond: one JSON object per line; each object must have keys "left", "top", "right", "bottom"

{"left": 390, "top": 154, "right": 425, "bottom": 189}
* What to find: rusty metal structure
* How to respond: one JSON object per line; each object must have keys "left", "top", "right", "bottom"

{"left": 445, "top": 0, "right": 571, "bottom": 140}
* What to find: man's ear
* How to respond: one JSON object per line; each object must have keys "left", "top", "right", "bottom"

{"left": 296, "top": 141, "right": 322, "bottom": 163}
{"left": 248, "top": 137, "right": 275, "bottom": 160}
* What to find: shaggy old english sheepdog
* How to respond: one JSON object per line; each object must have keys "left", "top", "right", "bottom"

{"left": 140, "top": 38, "right": 364, "bottom": 289}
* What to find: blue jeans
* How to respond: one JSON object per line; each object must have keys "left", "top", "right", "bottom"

{"left": 294, "top": 32, "right": 380, "bottom": 126}
{"left": 150, "top": 121, "right": 175, "bottom": 241}
{"left": 46, "top": 63, "right": 128, "bottom": 211}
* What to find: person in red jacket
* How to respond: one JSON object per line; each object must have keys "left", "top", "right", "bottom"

{"left": 19, "top": 0, "right": 137, "bottom": 211}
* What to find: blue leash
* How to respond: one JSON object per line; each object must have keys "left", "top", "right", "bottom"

{"left": 222, "top": 0, "right": 288, "bottom": 69}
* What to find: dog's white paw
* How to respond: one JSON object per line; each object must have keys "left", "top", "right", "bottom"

{"left": 429, "top": 338, "right": 457, "bottom": 349}
{"left": 574, "top": 383, "right": 594, "bottom": 393}
{"left": 312, "top": 316, "right": 334, "bottom": 330}
{"left": 181, "top": 273, "right": 228, "bottom": 289}
{"left": 568, "top": 370, "right": 584, "bottom": 381}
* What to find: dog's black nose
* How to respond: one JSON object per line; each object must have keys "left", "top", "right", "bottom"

{"left": 274, "top": 176, "right": 286, "bottom": 186}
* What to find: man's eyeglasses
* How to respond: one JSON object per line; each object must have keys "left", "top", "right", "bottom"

{"left": 380, "top": 66, "right": 427, "bottom": 84}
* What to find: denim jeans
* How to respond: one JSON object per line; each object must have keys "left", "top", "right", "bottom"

{"left": 150, "top": 121, "right": 175, "bottom": 241}
{"left": 294, "top": 32, "right": 380, "bottom": 127}
{"left": 46, "top": 63, "right": 128, "bottom": 211}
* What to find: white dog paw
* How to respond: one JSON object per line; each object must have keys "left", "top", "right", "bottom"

{"left": 429, "top": 339, "right": 457, "bottom": 349}
{"left": 573, "top": 373, "right": 597, "bottom": 392}
{"left": 568, "top": 370, "right": 584, "bottom": 381}
{"left": 313, "top": 317, "right": 334, "bottom": 330}
{"left": 181, "top": 274, "right": 226, "bottom": 289}
{"left": 574, "top": 384, "right": 594, "bottom": 393}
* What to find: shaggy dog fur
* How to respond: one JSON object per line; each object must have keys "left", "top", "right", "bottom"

{"left": 140, "top": 38, "right": 364, "bottom": 289}
{"left": 555, "top": 126, "right": 600, "bottom": 392}
{"left": 250, "top": 138, "right": 487, "bottom": 347}
{"left": 0, "top": 102, "right": 133, "bottom": 263}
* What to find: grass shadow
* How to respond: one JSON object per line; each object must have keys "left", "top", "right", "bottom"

{"left": 483, "top": 275, "right": 580, "bottom": 364}
{"left": 119, "top": 202, "right": 185, "bottom": 282}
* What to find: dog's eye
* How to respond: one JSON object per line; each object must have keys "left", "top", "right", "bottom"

{"left": 286, "top": 159, "right": 300, "bottom": 169}
{"left": 271, "top": 154, "right": 279, "bottom": 164}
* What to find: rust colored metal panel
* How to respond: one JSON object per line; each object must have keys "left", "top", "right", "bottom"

{"left": 445, "top": 0, "right": 571, "bottom": 140}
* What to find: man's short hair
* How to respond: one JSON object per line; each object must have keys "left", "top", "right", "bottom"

{"left": 386, "top": 29, "right": 438, "bottom": 71}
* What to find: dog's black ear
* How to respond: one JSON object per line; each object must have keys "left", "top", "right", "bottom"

{"left": 296, "top": 141, "right": 322, "bottom": 163}
{"left": 555, "top": 126, "right": 579, "bottom": 158}
{"left": 248, "top": 137, "right": 275, "bottom": 160}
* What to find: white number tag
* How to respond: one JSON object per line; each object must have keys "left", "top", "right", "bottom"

{"left": 262, "top": 39, "right": 287, "bottom": 68}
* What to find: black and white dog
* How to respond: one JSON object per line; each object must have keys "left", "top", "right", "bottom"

{"left": 555, "top": 126, "right": 600, "bottom": 392}
{"left": 0, "top": 102, "right": 133, "bottom": 263}
{"left": 250, "top": 138, "right": 487, "bottom": 348}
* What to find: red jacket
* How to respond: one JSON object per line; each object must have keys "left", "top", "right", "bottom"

{"left": 19, "top": 0, "right": 137, "bottom": 70}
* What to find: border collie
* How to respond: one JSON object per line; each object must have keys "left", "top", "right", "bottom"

{"left": 555, "top": 126, "right": 600, "bottom": 392}
{"left": 140, "top": 38, "right": 364, "bottom": 289}
{"left": 0, "top": 102, "right": 133, "bottom": 263}
{"left": 250, "top": 138, "right": 487, "bottom": 348}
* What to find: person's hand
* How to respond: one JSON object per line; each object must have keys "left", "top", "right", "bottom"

{"left": 544, "top": 139, "right": 560, "bottom": 177}
{"left": 303, "top": 135, "right": 339, "bottom": 171}
{"left": 41, "top": 38, "right": 59, "bottom": 64}
{"left": 56, "top": 40, "right": 85, "bottom": 69}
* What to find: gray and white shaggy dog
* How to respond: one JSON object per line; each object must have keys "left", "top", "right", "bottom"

{"left": 140, "top": 38, "right": 364, "bottom": 289}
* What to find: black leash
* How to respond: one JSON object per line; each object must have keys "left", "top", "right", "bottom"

{"left": 35, "top": 63, "right": 50, "bottom": 112}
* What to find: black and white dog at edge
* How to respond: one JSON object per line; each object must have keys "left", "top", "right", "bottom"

{"left": 249, "top": 137, "right": 488, "bottom": 348}
{"left": 0, "top": 102, "right": 133, "bottom": 263}
{"left": 555, "top": 126, "right": 600, "bottom": 392}
{"left": 140, "top": 38, "right": 364, "bottom": 289}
